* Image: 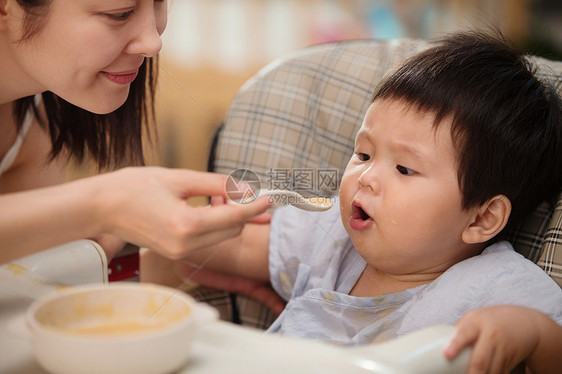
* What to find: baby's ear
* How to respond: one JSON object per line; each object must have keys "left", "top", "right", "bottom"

{"left": 462, "top": 195, "right": 511, "bottom": 244}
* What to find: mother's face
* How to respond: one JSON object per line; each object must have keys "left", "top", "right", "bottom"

{"left": 7, "top": 0, "right": 168, "bottom": 114}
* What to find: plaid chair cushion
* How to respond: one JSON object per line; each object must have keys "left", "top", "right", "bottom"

{"left": 202, "top": 39, "right": 562, "bottom": 329}
{"left": 500, "top": 56, "right": 562, "bottom": 284}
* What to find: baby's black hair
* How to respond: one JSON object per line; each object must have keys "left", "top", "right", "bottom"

{"left": 373, "top": 31, "right": 562, "bottom": 232}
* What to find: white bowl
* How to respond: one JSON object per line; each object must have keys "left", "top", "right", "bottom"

{"left": 26, "top": 283, "right": 217, "bottom": 374}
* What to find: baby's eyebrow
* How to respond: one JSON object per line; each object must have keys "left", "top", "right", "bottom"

{"left": 392, "top": 142, "right": 426, "bottom": 159}
{"left": 354, "top": 131, "right": 371, "bottom": 144}
{"left": 355, "top": 131, "right": 367, "bottom": 140}
{"left": 355, "top": 131, "right": 427, "bottom": 160}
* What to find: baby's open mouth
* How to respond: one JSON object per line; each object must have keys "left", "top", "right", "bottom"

{"left": 349, "top": 203, "right": 374, "bottom": 231}
{"left": 352, "top": 203, "right": 371, "bottom": 220}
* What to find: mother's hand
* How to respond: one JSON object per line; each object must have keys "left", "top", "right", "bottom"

{"left": 96, "top": 167, "right": 271, "bottom": 260}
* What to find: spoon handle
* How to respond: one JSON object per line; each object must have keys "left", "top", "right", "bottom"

{"left": 259, "top": 190, "right": 333, "bottom": 212}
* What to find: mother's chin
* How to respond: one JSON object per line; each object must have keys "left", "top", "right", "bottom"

{"left": 65, "top": 86, "right": 130, "bottom": 115}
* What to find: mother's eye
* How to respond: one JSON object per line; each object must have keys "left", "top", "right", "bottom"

{"left": 107, "top": 10, "right": 134, "bottom": 21}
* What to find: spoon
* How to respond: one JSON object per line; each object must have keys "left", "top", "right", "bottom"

{"left": 231, "top": 189, "right": 334, "bottom": 212}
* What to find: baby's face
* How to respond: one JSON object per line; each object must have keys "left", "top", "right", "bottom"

{"left": 339, "top": 99, "right": 476, "bottom": 276}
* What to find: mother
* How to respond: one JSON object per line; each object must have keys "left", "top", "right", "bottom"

{"left": 0, "top": 0, "right": 269, "bottom": 263}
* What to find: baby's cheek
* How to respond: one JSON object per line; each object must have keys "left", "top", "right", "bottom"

{"left": 381, "top": 200, "right": 401, "bottom": 226}
{"left": 338, "top": 175, "right": 353, "bottom": 205}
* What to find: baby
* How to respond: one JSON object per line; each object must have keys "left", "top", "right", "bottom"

{"left": 180, "top": 30, "right": 562, "bottom": 354}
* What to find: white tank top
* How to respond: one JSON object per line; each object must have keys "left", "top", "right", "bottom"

{"left": 0, "top": 103, "right": 35, "bottom": 177}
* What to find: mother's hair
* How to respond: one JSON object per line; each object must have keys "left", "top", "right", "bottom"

{"left": 13, "top": 0, "right": 158, "bottom": 169}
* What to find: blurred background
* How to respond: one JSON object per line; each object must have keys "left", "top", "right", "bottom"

{"left": 152, "top": 0, "right": 561, "bottom": 175}
{"left": 69, "top": 0, "right": 562, "bottom": 179}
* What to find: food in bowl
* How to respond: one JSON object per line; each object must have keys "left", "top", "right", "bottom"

{"left": 26, "top": 282, "right": 217, "bottom": 374}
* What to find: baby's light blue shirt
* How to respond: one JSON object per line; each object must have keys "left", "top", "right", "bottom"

{"left": 267, "top": 198, "right": 562, "bottom": 345}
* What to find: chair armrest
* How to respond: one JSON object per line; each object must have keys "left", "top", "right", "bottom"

{"left": 4, "top": 240, "right": 108, "bottom": 286}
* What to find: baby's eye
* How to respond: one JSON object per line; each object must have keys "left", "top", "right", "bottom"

{"left": 396, "top": 165, "right": 416, "bottom": 175}
{"left": 356, "top": 153, "right": 371, "bottom": 162}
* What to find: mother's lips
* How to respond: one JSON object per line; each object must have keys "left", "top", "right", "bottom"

{"left": 102, "top": 70, "right": 139, "bottom": 84}
{"left": 349, "top": 203, "right": 374, "bottom": 230}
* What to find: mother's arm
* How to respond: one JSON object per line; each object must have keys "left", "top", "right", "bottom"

{"left": 0, "top": 115, "right": 128, "bottom": 262}
{"left": 1, "top": 112, "right": 271, "bottom": 265}
{"left": 0, "top": 168, "right": 271, "bottom": 264}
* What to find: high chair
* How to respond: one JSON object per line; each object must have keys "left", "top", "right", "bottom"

{"left": 197, "top": 38, "right": 562, "bottom": 332}
{"left": 0, "top": 240, "right": 108, "bottom": 298}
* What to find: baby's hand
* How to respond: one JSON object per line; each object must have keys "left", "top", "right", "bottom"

{"left": 175, "top": 261, "right": 285, "bottom": 315}
{"left": 443, "top": 305, "right": 541, "bottom": 374}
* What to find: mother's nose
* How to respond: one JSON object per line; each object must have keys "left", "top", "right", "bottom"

{"left": 126, "top": 9, "right": 166, "bottom": 57}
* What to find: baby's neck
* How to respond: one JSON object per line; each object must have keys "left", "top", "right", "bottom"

{"left": 349, "top": 265, "right": 440, "bottom": 297}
